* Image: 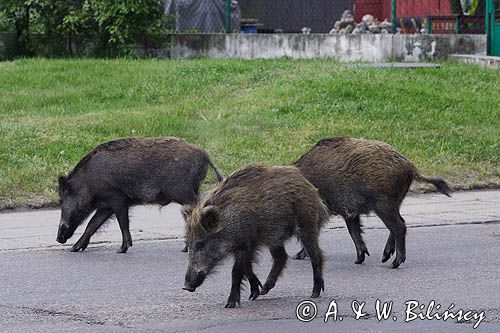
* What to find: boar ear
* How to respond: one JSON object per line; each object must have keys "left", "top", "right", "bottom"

{"left": 200, "top": 205, "right": 220, "bottom": 231}
{"left": 58, "top": 175, "right": 70, "bottom": 194}
{"left": 181, "top": 204, "right": 194, "bottom": 221}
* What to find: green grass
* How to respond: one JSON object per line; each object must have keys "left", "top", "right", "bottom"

{"left": 0, "top": 58, "right": 499, "bottom": 209}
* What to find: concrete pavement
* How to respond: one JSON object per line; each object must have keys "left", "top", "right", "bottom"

{"left": 0, "top": 204, "right": 185, "bottom": 251}
{"left": 0, "top": 190, "right": 498, "bottom": 252}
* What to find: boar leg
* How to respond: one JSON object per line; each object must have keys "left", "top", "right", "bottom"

{"left": 225, "top": 253, "right": 249, "bottom": 308}
{"left": 246, "top": 269, "right": 262, "bottom": 301}
{"left": 345, "top": 216, "right": 370, "bottom": 264}
{"left": 260, "top": 246, "right": 288, "bottom": 296}
{"left": 381, "top": 212, "right": 405, "bottom": 263}
{"left": 114, "top": 205, "right": 133, "bottom": 254}
{"left": 243, "top": 250, "right": 262, "bottom": 301}
{"left": 300, "top": 235, "right": 324, "bottom": 298}
{"left": 382, "top": 233, "right": 395, "bottom": 263}
{"left": 225, "top": 248, "right": 261, "bottom": 307}
{"left": 375, "top": 207, "right": 406, "bottom": 268}
{"left": 70, "top": 208, "right": 113, "bottom": 252}
{"left": 225, "top": 263, "right": 243, "bottom": 308}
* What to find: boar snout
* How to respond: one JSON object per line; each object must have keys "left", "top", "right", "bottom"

{"left": 183, "top": 270, "right": 206, "bottom": 292}
{"left": 56, "top": 220, "right": 69, "bottom": 244}
{"left": 56, "top": 236, "right": 67, "bottom": 244}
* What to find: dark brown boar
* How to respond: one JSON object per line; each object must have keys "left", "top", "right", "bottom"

{"left": 181, "top": 164, "right": 329, "bottom": 308}
{"left": 294, "top": 136, "right": 451, "bottom": 268}
{"left": 56, "top": 137, "right": 222, "bottom": 253}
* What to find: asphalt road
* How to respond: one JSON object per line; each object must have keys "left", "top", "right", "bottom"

{"left": 0, "top": 191, "right": 499, "bottom": 332}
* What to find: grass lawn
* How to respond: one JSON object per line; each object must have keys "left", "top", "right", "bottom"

{"left": 0, "top": 58, "right": 499, "bottom": 209}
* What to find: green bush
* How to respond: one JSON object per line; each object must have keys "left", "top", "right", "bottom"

{"left": 0, "top": 0, "right": 171, "bottom": 58}
{"left": 0, "top": 10, "right": 12, "bottom": 31}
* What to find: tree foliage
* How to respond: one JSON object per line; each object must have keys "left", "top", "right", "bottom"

{"left": 0, "top": 0, "right": 171, "bottom": 57}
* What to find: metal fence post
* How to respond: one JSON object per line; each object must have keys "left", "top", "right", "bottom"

{"left": 226, "top": 0, "right": 231, "bottom": 33}
{"left": 391, "top": 0, "right": 397, "bottom": 33}
{"left": 486, "top": 0, "right": 491, "bottom": 55}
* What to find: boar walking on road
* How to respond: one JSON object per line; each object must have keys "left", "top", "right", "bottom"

{"left": 294, "top": 136, "right": 452, "bottom": 268}
{"left": 56, "top": 137, "right": 222, "bottom": 253}
{"left": 182, "top": 164, "right": 329, "bottom": 308}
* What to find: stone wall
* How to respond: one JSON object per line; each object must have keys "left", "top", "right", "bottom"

{"left": 170, "top": 33, "right": 487, "bottom": 62}
{"left": 0, "top": 32, "right": 487, "bottom": 62}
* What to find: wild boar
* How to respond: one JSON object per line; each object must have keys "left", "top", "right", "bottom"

{"left": 56, "top": 137, "right": 222, "bottom": 253}
{"left": 182, "top": 164, "right": 329, "bottom": 308}
{"left": 294, "top": 136, "right": 452, "bottom": 268}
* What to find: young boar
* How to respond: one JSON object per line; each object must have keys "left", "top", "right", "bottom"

{"left": 56, "top": 137, "right": 222, "bottom": 253}
{"left": 294, "top": 136, "right": 452, "bottom": 268}
{"left": 182, "top": 164, "right": 329, "bottom": 308}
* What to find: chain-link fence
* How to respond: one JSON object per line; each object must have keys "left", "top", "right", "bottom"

{"left": 167, "top": 0, "right": 486, "bottom": 35}
{"left": 165, "top": 0, "right": 353, "bottom": 34}
{"left": 238, "top": 0, "right": 354, "bottom": 33}
{"left": 165, "top": 0, "right": 240, "bottom": 33}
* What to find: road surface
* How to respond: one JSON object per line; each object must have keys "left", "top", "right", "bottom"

{"left": 0, "top": 190, "right": 499, "bottom": 332}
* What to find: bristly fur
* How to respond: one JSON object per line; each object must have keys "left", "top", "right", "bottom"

{"left": 68, "top": 137, "right": 182, "bottom": 179}
{"left": 294, "top": 136, "right": 452, "bottom": 268}
{"left": 57, "top": 136, "right": 223, "bottom": 253}
{"left": 183, "top": 164, "right": 328, "bottom": 303}
{"left": 413, "top": 174, "right": 452, "bottom": 197}
{"left": 186, "top": 164, "right": 330, "bottom": 244}
{"left": 295, "top": 136, "right": 451, "bottom": 215}
{"left": 186, "top": 164, "right": 330, "bottom": 240}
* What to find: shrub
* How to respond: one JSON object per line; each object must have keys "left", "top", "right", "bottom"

{"left": 0, "top": 0, "right": 171, "bottom": 58}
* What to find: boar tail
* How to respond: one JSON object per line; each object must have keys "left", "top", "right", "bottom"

{"left": 414, "top": 173, "right": 452, "bottom": 197}
{"left": 317, "top": 199, "right": 330, "bottom": 230}
{"left": 206, "top": 156, "right": 223, "bottom": 182}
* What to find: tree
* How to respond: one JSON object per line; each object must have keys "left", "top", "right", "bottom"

{"left": 0, "top": 0, "right": 171, "bottom": 58}
{"left": 1, "top": 0, "right": 36, "bottom": 56}
{"left": 81, "top": 0, "right": 170, "bottom": 56}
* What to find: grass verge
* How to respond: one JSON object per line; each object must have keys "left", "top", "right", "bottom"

{"left": 0, "top": 58, "right": 499, "bottom": 209}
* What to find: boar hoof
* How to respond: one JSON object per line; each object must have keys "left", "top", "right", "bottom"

{"left": 224, "top": 301, "right": 235, "bottom": 308}
{"left": 224, "top": 297, "right": 240, "bottom": 308}
{"left": 355, "top": 249, "right": 370, "bottom": 264}
{"left": 117, "top": 246, "right": 129, "bottom": 254}
{"left": 249, "top": 289, "right": 260, "bottom": 300}
{"left": 260, "top": 283, "right": 273, "bottom": 295}
{"left": 391, "top": 256, "right": 405, "bottom": 269}
{"left": 70, "top": 242, "right": 87, "bottom": 252}
{"left": 354, "top": 255, "right": 365, "bottom": 264}
{"left": 311, "top": 279, "right": 324, "bottom": 298}
{"left": 382, "top": 250, "right": 394, "bottom": 263}
{"left": 181, "top": 244, "right": 188, "bottom": 252}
